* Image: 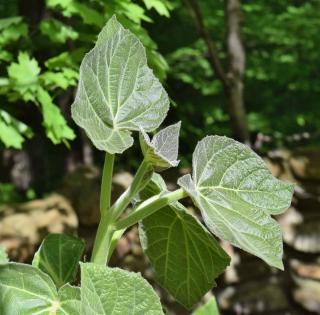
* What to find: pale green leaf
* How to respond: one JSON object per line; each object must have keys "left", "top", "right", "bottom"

{"left": 143, "top": 0, "right": 171, "bottom": 17}
{"left": 0, "top": 263, "right": 79, "bottom": 315}
{"left": 192, "top": 297, "right": 220, "bottom": 315}
{"left": 139, "top": 174, "right": 230, "bottom": 308}
{"left": 71, "top": 15, "right": 169, "bottom": 154}
{"left": 0, "top": 110, "right": 32, "bottom": 148}
{"left": 140, "top": 122, "right": 181, "bottom": 171}
{"left": 80, "top": 263, "right": 164, "bottom": 314}
{"left": 0, "top": 16, "right": 28, "bottom": 47}
{"left": 40, "top": 18, "right": 78, "bottom": 43}
{"left": 0, "top": 246, "right": 8, "bottom": 264}
{"left": 37, "top": 87, "right": 75, "bottom": 144}
{"left": 178, "top": 136, "right": 294, "bottom": 269}
{"left": 32, "top": 233, "right": 85, "bottom": 288}
{"left": 7, "top": 52, "right": 40, "bottom": 102}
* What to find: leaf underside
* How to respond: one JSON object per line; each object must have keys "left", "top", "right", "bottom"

{"left": 139, "top": 174, "right": 230, "bottom": 309}
{"left": 178, "top": 135, "right": 294, "bottom": 269}
{"left": 140, "top": 122, "right": 181, "bottom": 171}
{"left": 71, "top": 15, "right": 169, "bottom": 154}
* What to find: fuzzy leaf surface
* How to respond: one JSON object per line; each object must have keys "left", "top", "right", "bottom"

{"left": 0, "top": 263, "right": 79, "bottom": 315}
{"left": 80, "top": 263, "right": 164, "bottom": 314}
{"left": 140, "top": 122, "right": 180, "bottom": 171}
{"left": 71, "top": 15, "right": 169, "bottom": 154}
{"left": 139, "top": 174, "right": 230, "bottom": 308}
{"left": 32, "top": 233, "right": 85, "bottom": 288}
{"left": 178, "top": 136, "right": 294, "bottom": 269}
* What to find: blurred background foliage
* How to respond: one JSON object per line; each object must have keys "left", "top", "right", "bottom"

{"left": 0, "top": 0, "right": 319, "bottom": 200}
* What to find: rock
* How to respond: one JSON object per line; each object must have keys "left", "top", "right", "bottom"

{"left": 0, "top": 194, "right": 78, "bottom": 262}
{"left": 289, "top": 148, "right": 320, "bottom": 181}
{"left": 290, "top": 259, "right": 320, "bottom": 314}
{"left": 218, "top": 277, "right": 289, "bottom": 314}
{"left": 279, "top": 207, "right": 320, "bottom": 253}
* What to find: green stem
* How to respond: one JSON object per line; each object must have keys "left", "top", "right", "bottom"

{"left": 110, "top": 159, "right": 153, "bottom": 220}
{"left": 91, "top": 153, "right": 115, "bottom": 264}
{"left": 100, "top": 153, "right": 115, "bottom": 214}
{"left": 115, "top": 188, "right": 187, "bottom": 230}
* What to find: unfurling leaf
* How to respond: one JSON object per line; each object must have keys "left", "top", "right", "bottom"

{"left": 32, "top": 233, "right": 85, "bottom": 288}
{"left": 139, "top": 174, "right": 230, "bottom": 308}
{"left": 0, "top": 263, "right": 80, "bottom": 315}
{"left": 178, "top": 136, "right": 294, "bottom": 269}
{"left": 80, "top": 263, "right": 164, "bottom": 314}
{"left": 71, "top": 15, "right": 169, "bottom": 154}
{"left": 140, "top": 122, "right": 181, "bottom": 171}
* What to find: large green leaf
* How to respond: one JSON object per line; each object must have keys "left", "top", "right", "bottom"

{"left": 0, "top": 263, "right": 80, "bottom": 315}
{"left": 32, "top": 233, "right": 85, "bottom": 288}
{"left": 139, "top": 174, "right": 230, "bottom": 309}
{"left": 140, "top": 122, "right": 181, "bottom": 171}
{"left": 71, "top": 15, "right": 169, "bottom": 154}
{"left": 80, "top": 263, "right": 164, "bottom": 314}
{"left": 178, "top": 136, "right": 294, "bottom": 269}
{"left": 192, "top": 297, "right": 220, "bottom": 315}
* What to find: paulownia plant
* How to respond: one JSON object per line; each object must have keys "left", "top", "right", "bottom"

{"left": 0, "top": 16, "right": 294, "bottom": 315}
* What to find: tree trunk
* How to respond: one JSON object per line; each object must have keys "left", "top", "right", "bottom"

{"left": 224, "top": 0, "right": 250, "bottom": 144}
{"left": 185, "top": 0, "right": 250, "bottom": 144}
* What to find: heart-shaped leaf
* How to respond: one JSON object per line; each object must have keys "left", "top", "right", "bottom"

{"left": 71, "top": 15, "right": 169, "bottom": 154}
{"left": 32, "top": 233, "right": 85, "bottom": 288}
{"left": 80, "top": 263, "right": 164, "bottom": 314}
{"left": 139, "top": 174, "right": 230, "bottom": 308}
{"left": 0, "top": 263, "right": 80, "bottom": 315}
{"left": 140, "top": 122, "right": 181, "bottom": 171}
{"left": 178, "top": 136, "right": 294, "bottom": 269}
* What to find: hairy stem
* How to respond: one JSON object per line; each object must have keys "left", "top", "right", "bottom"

{"left": 91, "top": 153, "right": 115, "bottom": 264}
{"left": 115, "top": 188, "right": 187, "bottom": 230}
{"left": 110, "top": 159, "right": 153, "bottom": 220}
{"left": 100, "top": 153, "right": 115, "bottom": 214}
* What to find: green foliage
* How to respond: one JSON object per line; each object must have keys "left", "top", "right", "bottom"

{"left": 0, "top": 246, "right": 8, "bottom": 264}
{"left": 32, "top": 234, "right": 85, "bottom": 288}
{"left": 140, "top": 122, "right": 181, "bottom": 171}
{"left": 139, "top": 174, "right": 230, "bottom": 308}
{"left": 0, "top": 16, "right": 294, "bottom": 315}
{"left": 71, "top": 16, "right": 169, "bottom": 154}
{"left": 178, "top": 136, "right": 294, "bottom": 269}
{"left": 81, "top": 263, "right": 164, "bottom": 314}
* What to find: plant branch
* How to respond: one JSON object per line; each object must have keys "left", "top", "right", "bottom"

{"left": 115, "top": 188, "right": 187, "bottom": 230}
{"left": 185, "top": 0, "right": 228, "bottom": 88}
{"left": 110, "top": 159, "right": 153, "bottom": 220}
{"left": 100, "top": 152, "right": 115, "bottom": 214}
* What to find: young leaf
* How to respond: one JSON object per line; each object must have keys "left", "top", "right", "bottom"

{"left": 80, "top": 263, "right": 164, "bottom": 314}
{"left": 71, "top": 15, "right": 169, "bottom": 154}
{"left": 32, "top": 233, "right": 85, "bottom": 288}
{"left": 0, "top": 263, "right": 79, "bottom": 315}
{"left": 0, "top": 246, "right": 8, "bottom": 264}
{"left": 140, "top": 122, "right": 181, "bottom": 171}
{"left": 139, "top": 174, "right": 230, "bottom": 309}
{"left": 192, "top": 297, "right": 220, "bottom": 315}
{"left": 178, "top": 136, "right": 294, "bottom": 269}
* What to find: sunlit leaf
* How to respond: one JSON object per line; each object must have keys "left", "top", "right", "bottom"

{"left": 71, "top": 15, "right": 169, "bottom": 154}
{"left": 178, "top": 136, "right": 294, "bottom": 269}
{"left": 81, "top": 263, "right": 164, "bottom": 314}
{"left": 192, "top": 297, "right": 220, "bottom": 315}
{"left": 140, "top": 122, "right": 181, "bottom": 171}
